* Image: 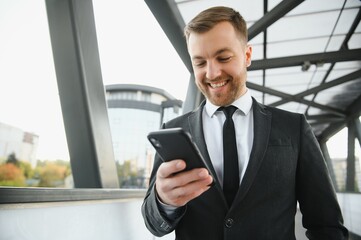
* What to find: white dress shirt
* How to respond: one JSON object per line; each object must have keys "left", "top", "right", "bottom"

{"left": 156, "top": 89, "right": 254, "bottom": 214}
{"left": 202, "top": 89, "right": 254, "bottom": 187}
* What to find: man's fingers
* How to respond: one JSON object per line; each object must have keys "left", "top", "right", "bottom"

{"left": 163, "top": 176, "right": 213, "bottom": 206}
{"left": 156, "top": 165, "right": 213, "bottom": 207}
{"left": 157, "top": 159, "right": 186, "bottom": 178}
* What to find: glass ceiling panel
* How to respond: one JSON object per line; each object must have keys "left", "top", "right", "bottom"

{"left": 177, "top": 0, "right": 263, "bottom": 24}
{"left": 355, "top": 19, "right": 361, "bottom": 32}
{"left": 268, "top": 11, "right": 340, "bottom": 42}
{"left": 264, "top": 94, "right": 282, "bottom": 105}
{"left": 266, "top": 65, "right": 328, "bottom": 77}
{"left": 326, "top": 35, "right": 346, "bottom": 51}
{"left": 307, "top": 106, "right": 325, "bottom": 116}
{"left": 333, "top": 8, "right": 360, "bottom": 35}
{"left": 277, "top": 102, "right": 308, "bottom": 114}
{"left": 249, "top": 32, "right": 263, "bottom": 44}
{"left": 326, "top": 70, "right": 358, "bottom": 83}
{"left": 310, "top": 70, "right": 328, "bottom": 87}
{"left": 349, "top": 33, "right": 361, "bottom": 49}
{"left": 268, "top": 0, "right": 282, "bottom": 10}
{"left": 267, "top": 37, "right": 330, "bottom": 58}
{"left": 248, "top": 70, "right": 263, "bottom": 77}
{"left": 286, "top": 0, "right": 344, "bottom": 16}
{"left": 333, "top": 61, "right": 361, "bottom": 70}
{"left": 326, "top": 67, "right": 361, "bottom": 82}
{"left": 249, "top": 33, "right": 264, "bottom": 60}
{"left": 250, "top": 44, "right": 264, "bottom": 60}
{"left": 345, "top": 0, "right": 361, "bottom": 8}
{"left": 247, "top": 70, "right": 263, "bottom": 85}
{"left": 265, "top": 66, "right": 332, "bottom": 95}
{"left": 265, "top": 72, "right": 313, "bottom": 86}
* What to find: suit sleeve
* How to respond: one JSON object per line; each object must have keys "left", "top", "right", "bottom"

{"left": 296, "top": 115, "right": 348, "bottom": 239}
{"left": 141, "top": 145, "right": 186, "bottom": 237}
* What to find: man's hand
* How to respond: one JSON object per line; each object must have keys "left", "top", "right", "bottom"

{"left": 156, "top": 159, "right": 213, "bottom": 207}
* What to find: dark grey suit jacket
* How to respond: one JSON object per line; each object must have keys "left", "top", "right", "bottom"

{"left": 142, "top": 98, "right": 348, "bottom": 240}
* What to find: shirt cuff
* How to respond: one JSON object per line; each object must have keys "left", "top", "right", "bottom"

{"left": 155, "top": 187, "right": 184, "bottom": 221}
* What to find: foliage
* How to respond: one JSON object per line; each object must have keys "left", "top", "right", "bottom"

{"left": 0, "top": 163, "right": 26, "bottom": 187}
{"left": 0, "top": 155, "right": 72, "bottom": 187}
{"left": 35, "top": 160, "right": 71, "bottom": 187}
{"left": 19, "top": 161, "right": 34, "bottom": 179}
{"left": 6, "top": 152, "right": 19, "bottom": 167}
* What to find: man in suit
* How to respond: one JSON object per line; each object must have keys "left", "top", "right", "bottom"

{"left": 142, "top": 6, "right": 348, "bottom": 239}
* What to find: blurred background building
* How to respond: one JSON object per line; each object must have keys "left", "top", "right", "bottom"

{"left": 0, "top": 122, "right": 39, "bottom": 167}
{"left": 105, "top": 84, "right": 182, "bottom": 187}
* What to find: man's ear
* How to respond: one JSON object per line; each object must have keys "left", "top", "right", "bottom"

{"left": 245, "top": 44, "right": 252, "bottom": 67}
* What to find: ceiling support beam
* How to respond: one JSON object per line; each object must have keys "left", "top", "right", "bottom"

{"left": 319, "top": 95, "right": 361, "bottom": 142}
{"left": 341, "top": 7, "right": 361, "bottom": 50}
{"left": 269, "top": 69, "right": 361, "bottom": 107}
{"left": 306, "top": 8, "right": 361, "bottom": 116}
{"left": 248, "top": 0, "right": 305, "bottom": 40}
{"left": 247, "top": 82, "right": 346, "bottom": 116}
{"left": 248, "top": 48, "right": 361, "bottom": 70}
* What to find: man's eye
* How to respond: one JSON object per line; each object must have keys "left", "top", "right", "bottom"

{"left": 194, "top": 61, "right": 206, "bottom": 67}
{"left": 218, "top": 57, "right": 231, "bottom": 62}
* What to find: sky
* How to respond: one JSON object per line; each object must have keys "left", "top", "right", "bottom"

{"left": 0, "top": 0, "right": 359, "bottom": 161}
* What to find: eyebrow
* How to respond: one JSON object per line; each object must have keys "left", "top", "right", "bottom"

{"left": 191, "top": 48, "right": 233, "bottom": 61}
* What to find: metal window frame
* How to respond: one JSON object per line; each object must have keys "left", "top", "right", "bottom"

{"left": 45, "top": 0, "right": 119, "bottom": 188}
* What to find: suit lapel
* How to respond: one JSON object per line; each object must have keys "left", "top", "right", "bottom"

{"left": 234, "top": 98, "right": 272, "bottom": 205}
{"left": 187, "top": 102, "right": 225, "bottom": 199}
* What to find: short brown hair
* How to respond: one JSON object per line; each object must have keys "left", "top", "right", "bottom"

{"left": 184, "top": 6, "right": 248, "bottom": 43}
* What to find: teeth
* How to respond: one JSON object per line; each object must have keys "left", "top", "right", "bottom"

{"left": 210, "top": 81, "right": 227, "bottom": 88}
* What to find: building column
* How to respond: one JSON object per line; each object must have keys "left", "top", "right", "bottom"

{"left": 346, "top": 120, "right": 356, "bottom": 192}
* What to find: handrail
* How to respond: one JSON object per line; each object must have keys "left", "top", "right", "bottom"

{"left": 0, "top": 187, "right": 146, "bottom": 204}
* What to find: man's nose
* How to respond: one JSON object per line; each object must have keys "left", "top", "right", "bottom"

{"left": 206, "top": 61, "right": 221, "bottom": 80}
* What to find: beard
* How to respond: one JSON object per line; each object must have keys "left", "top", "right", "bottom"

{"left": 196, "top": 74, "right": 246, "bottom": 106}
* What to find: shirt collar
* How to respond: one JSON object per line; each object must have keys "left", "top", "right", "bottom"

{"left": 205, "top": 89, "right": 253, "bottom": 117}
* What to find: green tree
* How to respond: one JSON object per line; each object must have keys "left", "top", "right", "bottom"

{"left": 19, "top": 161, "right": 34, "bottom": 179}
{"left": 0, "top": 163, "right": 26, "bottom": 187}
{"left": 36, "top": 161, "right": 69, "bottom": 187}
{"left": 6, "top": 153, "right": 19, "bottom": 167}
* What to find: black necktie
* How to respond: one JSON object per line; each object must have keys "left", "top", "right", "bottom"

{"left": 220, "top": 106, "right": 239, "bottom": 207}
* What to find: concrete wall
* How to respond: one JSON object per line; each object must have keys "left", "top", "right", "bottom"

{"left": 0, "top": 199, "right": 173, "bottom": 240}
{"left": 0, "top": 194, "right": 359, "bottom": 239}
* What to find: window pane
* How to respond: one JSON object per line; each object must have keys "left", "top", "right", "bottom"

{"left": 327, "top": 128, "right": 347, "bottom": 191}
{"left": 0, "top": 0, "right": 72, "bottom": 188}
{"left": 93, "top": 0, "right": 189, "bottom": 189}
{"left": 327, "top": 125, "right": 361, "bottom": 192}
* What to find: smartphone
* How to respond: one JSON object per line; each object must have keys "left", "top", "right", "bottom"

{"left": 147, "top": 128, "right": 215, "bottom": 183}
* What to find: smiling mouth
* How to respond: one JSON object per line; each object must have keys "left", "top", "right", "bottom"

{"left": 209, "top": 81, "right": 228, "bottom": 89}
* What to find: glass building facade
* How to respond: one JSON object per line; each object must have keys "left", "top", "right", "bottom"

{"left": 105, "top": 84, "right": 182, "bottom": 188}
